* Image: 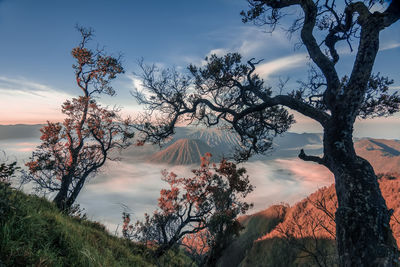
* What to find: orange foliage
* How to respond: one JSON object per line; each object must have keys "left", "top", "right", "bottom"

{"left": 24, "top": 26, "right": 132, "bottom": 210}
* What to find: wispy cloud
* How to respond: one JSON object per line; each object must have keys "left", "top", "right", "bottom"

{"left": 185, "top": 27, "right": 296, "bottom": 66}
{"left": 126, "top": 73, "right": 144, "bottom": 93}
{"left": 124, "top": 73, "right": 153, "bottom": 114}
{"left": 380, "top": 42, "right": 400, "bottom": 51}
{"left": 197, "top": 27, "right": 308, "bottom": 80}
{"left": 203, "top": 49, "right": 308, "bottom": 81}
{"left": 0, "top": 76, "right": 54, "bottom": 92}
{"left": 255, "top": 53, "right": 308, "bottom": 79}
{"left": 0, "top": 76, "right": 73, "bottom": 124}
{"left": 237, "top": 28, "right": 291, "bottom": 57}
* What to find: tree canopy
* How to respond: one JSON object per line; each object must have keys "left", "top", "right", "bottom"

{"left": 132, "top": 1, "right": 400, "bottom": 265}
{"left": 25, "top": 27, "right": 134, "bottom": 211}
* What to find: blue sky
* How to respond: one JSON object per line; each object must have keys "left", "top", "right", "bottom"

{"left": 0, "top": 0, "right": 399, "bottom": 137}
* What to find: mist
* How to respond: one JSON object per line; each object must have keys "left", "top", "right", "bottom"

{"left": 75, "top": 158, "right": 334, "bottom": 232}
{"left": 0, "top": 132, "right": 334, "bottom": 233}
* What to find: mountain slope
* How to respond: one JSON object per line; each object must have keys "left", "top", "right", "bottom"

{"left": 0, "top": 183, "right": 192, "bottom": 267}
{"left": 217, "top": 205, "right": 288, "bottom": 267}
{"left": 355, "top": 139, "right": 400, "bottom": 173}
{"left": 224, "top": 173, "right": 400, "bottom": 267}
{"left": 186, "top": 128, "right": 241, "bottom": 152}
{"left": 147, "top": 139, "right": 219, "bottom": 165}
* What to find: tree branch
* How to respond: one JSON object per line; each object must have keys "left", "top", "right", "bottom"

{"left": 381, "top": 0, "right": 400, "bottom": 28}
{"left": 299, "top": 0, "right": 341, "bottom": 109}
{"left": 298, "top": 149, "right": 326, "bottom": 166}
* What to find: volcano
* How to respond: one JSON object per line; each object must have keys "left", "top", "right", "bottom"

{"left": 147, "top": 139, "right": 219, "bottom": 165}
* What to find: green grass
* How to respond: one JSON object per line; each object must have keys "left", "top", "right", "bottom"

{"left": 0, "top": 183, "right": 190, "bottom": 267}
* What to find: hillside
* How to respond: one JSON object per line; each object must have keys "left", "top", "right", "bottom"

{"left": 147, "top": 138, "right": 220, "bottom": 165}
{"left": 218, "top": 173, "right": 400, "bottom": 267}
{"left": 0, "top": 183, "right": 190, "bottom": 267}
{"left": 355, "top": 139, "right": 400, "bottom": 173}
{"left": 217, "top": 205, "right": 288, "bottom": 267}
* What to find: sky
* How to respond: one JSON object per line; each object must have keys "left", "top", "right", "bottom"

{"left": 0, "top": 0, "right": 399, "bottom": 137}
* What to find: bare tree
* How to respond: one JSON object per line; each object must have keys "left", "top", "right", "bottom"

{"left": 132, "top": 1, "right": 400, "bottom": 265}
{"left": 275, "top": 190, "right": 338, "bottom": 267}
{"left": 181, "top": 230, "right": 211, "bottom": 266}
{"left": 123, "top": 154, "right": 253, "bottom": 266}
{"left": 25, "top": 27, "right": 133, "bottom": 211}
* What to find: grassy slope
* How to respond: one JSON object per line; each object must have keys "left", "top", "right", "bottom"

{"left": 0, "top": 183, "right": 189, "bottom": 267}
{"left": 217, "top": 205, "right": 287, "bottom": 267}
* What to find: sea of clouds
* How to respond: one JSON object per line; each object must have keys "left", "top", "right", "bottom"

{"left": 0, "top": 136, "right": 334, "bottom": 234}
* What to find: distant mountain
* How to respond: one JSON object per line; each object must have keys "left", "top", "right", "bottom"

{"left": 166, "top": 127, "right": 241, "bottom": 155}
{"left": 273, "top": 132, "right": 323, "bottom": 150}
{"left": 186, "top": 128, "right": 241, "bottom": 152}
{"left": 262, "top": 132, "right": 323, "bottom": 159}
{"left": 147, "top": 139, "right": 219, "bottom": 165}
{"left": 183, "top": 129, "right": 324, "bottom": 154}
{"left": 147, "top": 127, "right": 400, "bottom": 167}
{"left": 355, "top": 138, "right": 400, "bottom": 173}
{"left": 4, "top": 124, "right": 398, "bottom": 171}
{"left": 165, "top": 128, "right": 324, "bottom": 161}
{"left": 0, "top": 124, "right": 42, "bottom": 140}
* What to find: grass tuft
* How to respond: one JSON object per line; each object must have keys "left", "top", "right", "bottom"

{"left": 0, "top": 182, "right": 155, "bottom": 266}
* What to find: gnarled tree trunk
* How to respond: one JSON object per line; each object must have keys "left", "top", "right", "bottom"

{"left": 133, "top": 1, "right": 400, "bottom": 265}
{"left": 324, "top": 122, "right": 398, "bottom": 266}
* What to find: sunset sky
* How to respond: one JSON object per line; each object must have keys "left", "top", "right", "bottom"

{"left": 0, "top": 0, "right": 399, "bottom": 137}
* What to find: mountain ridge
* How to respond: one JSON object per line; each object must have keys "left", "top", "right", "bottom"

{"left": 355, "top": 138, "right": 400, "bottom": 173}
{"left": 217, "top": 173, "right": 400, "bottom": 267}
{"left": 147, "top": 138, "right": 220, "bottom": 165}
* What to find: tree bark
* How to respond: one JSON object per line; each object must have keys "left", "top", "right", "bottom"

{"left": 53, "top": 190, "right": 67, "bottom": 211}
{"left": 323, "top": 123, "right": 398, "bottom": 266}
{"left": 53, "top": 174, "right": 72, "bottom": 211}
{"left": 204, "top": 241, "right": 224, "bottom": 267}
{"left": 65, "top": 173, "right": 88, "bottom": 209}
{"left": 154, "top": 242, "right": 175, "bottom": 258}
